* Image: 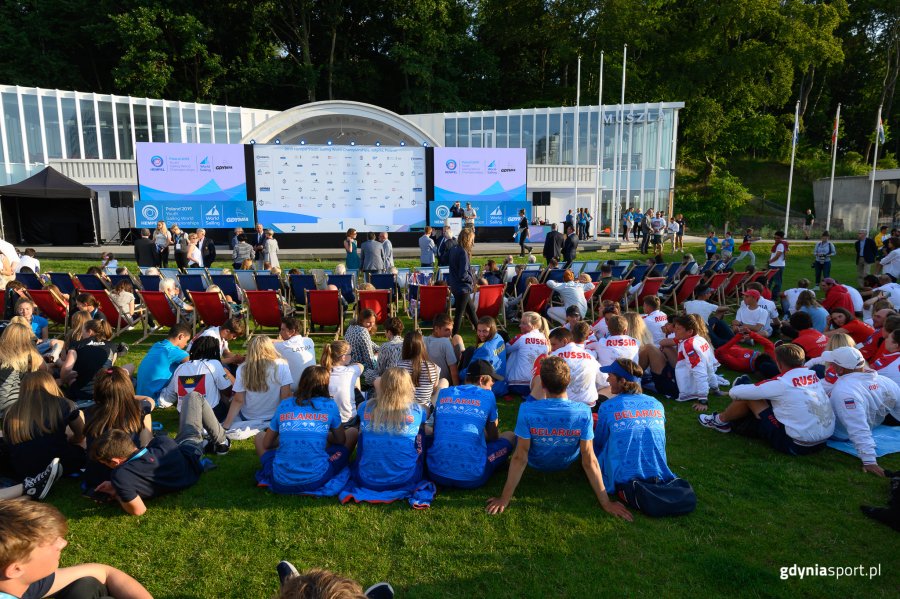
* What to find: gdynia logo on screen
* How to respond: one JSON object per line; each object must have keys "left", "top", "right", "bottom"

{"left": 149, "top": 156, "right": 164, "bottom": 170}
{"left": 141, "top": 205, "right": 159, "bottom": 221}
{"left": 445, "top": 159, "right": 457, "bottom": 171}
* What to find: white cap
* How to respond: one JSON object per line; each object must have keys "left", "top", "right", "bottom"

{"left": 820, "top": 347, "right": 865, "bottom": 370}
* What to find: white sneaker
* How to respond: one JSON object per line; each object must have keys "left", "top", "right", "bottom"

{"left": 23, "top": 458, "right": 63, "bottom": 500}
{"left": 156, "top": 397, "right": 174, "bottom": 409}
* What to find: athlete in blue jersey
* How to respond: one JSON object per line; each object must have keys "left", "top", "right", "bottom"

{"left": 255, "top": 366, "right": 357, "bottom": 494}
{"left": 354, "top": 367, "right": 428, "bottom": 490}
{"left": 486, "top": 356, "right": 632, "bottom": 520}
{"left": 459, "top": 317, "right": 508, "bottom": 396}
{"left": 594, "top": 359, "right": 676, "bottom": 495}
{"left": 425, "top": 360, "right": 516, "bottom": 488}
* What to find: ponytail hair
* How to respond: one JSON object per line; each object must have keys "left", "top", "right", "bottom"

{"left": 84, "top": 319, "right": 113, "bottom": 342}
{"left": 320, "top": 340, "right": 350, "bottom": 371}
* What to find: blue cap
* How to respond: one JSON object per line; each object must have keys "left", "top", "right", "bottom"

{"left": 600, "top": 361, "right": 640, "bottom": 382}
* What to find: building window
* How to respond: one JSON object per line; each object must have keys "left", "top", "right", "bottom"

{"left": 227, "top": 112, "right": 241, "bottom": 143}
{"left": 79, "top": 99, "right": 98, "bottom": 159}
{"left": 509, "top": 115, "right": 521, "bottom": 149}
{"left": 116, "top": 102, "right": 133, "bottom": 159}
{"left": 134, "top": 105, "right": 149, "bottom": 143}
{"left": 150, "top": 106, "right": 165, "bottom": 142}
{"left": 2, "top": 93, "right": 24, "bottom": 163}
{"left": 579, "top": 109, "right": 590, "bottom": 165}
{"left": 534, "top": 114, "right": 547, "bottom": 164}
{"left": 444, "top": 118, "right": 456, "bottom": 147}
{"left": 198, "top": 108, "right": 212, "bottom": 143}
{"left": 548, "top": 112, "right": 560, "bottom": 165}
{"left": 22, "top": 94, "right": 44, "bottom": 163}
{"left": 167, "top": 106, "right": 182, "bottom": 143}
{"left": 469, "top": 117, "right": 482, "bottom": 147}
{"left": 98, "top": 101, "right": 116, "bottom": 159}
{"left": 456, "top": 117, "right": 469, "bottom": 147}
{"left": 496, "top": 116, "right": 507, "bottom": 148}
{"left": 562, "top": 112, "right": 574, "bottom": 165}
{"left": 41, "top": 96, "right": 62, "bottom": 159}
{"left": 61, "top": 98, "right": 80, "bottom": 159}
{"left": 483, "top": 116, "right": 494, "bottom": 147}
{"left": 521, "top": 114, "right": 533, "bottom": 163}
{"left": 213, "top": 110, "right": 227, "bottom": 143}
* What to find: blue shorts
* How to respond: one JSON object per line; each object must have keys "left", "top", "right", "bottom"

{"left": 427, "top": 438, "right": 514, "bottom": 489}
{"left": 652, "top": 364, "right": 679, "bottom": 399}
{"left": 257, "top": 445, "right": 350, "bottom": 494}
{"left": 36, "top": 340, "right": 52, "bottom": 354}
{"left": 755, "top": 407, "right": 826, "bottom": 456}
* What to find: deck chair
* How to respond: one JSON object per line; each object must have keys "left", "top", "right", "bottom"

{"left": 184, "top": 267, "right": 208, "bottom": 278}
{"left": 661, "top": 263, "right": 682, "bottom": 285}
{"left": 405, "top": 272, "right": 433, "bottom": 311}
{"left": 747, "top": 270, "right": 768, "bottom": 288}
{"left": 255, "top": 273, "right": 282, "bottom": 292}
{"left": 210, "top": 274, "right": 241, "bottom": 303}
{"left": 245, "top": 290, "right": 293, "bottom": 335}
{"left": 581, "top": 261, "right": 600, "bottom": 273}
{"left": 582, "top": 282, "right": 601, "bottom": 321}
{"left": 234, "top": 270, "right": 258, "bottom": 291}
{"left": 357, "top": 290, "right": 392, "bottom": 325}
{"left": 74, "top": 273, "right": 107, "bottom": 291}
{"left": 581, "top": 271, "right": 603, "bottom": 282}
{"left": 719, "top": 271, "right": 749, "bottom": 306}
{"left": 15, "top": 272, "right": 43, "bottom": 290}
{"left": 159, "top": 267, "right": 180, "bottom": 280}
{"left": 370, "top": 273, "right": 398, "bottom": 305}
{"left": 597, "top": 279, "right": 631, "bottom": 309}
{"left": 660, "top": 274, "right": 703, "bottom": 312}
{"left": 188, "top": 291, "right": 242, "bottom": 334}
{"left": 610, "top": 265, "right": 628, "bottom": 279}
{"left": 108, "top": 274, "right": 138, "bottom": 291}
{"left": 27, "top": 288, "right": 68, "bottom": 336}
{"left": 306, "top": 289, "right": 343, "bottom": 339}
{"left": 633, "top": 277, "right": 665, "bottom": 311}
{"left": 139, "top": 274, "right": 162, "bottom": 293}
{"left": 569, "top": 261, "right": 586, "bottom": 274}
{"left": 84, "top": 289, "right": 146, "bottom": 340}
{"left": 48, "top": 273, "right": 77, "bottom": 296}
{"left": 705, "top": 272, "right": 730, "bottom": 298}
{"left": 288, "top": 274, "right": 318, "bottom": 312}
{"left": 414, "top": 285, "right": 450, "bottom": 331}
{"left": 177, "top": 274, "right": 207, "bottom": 294}
{"left": 544, "top": 269, "right": 567, "bottom": 283}
{"left": 475, "top": 284, "right": 506, "bottom": 327}
{"left": 327, "top": 274, "right": 356, "bottom": 307}
{"left": 138, "top": 291, "right": 183, "bottom": 340}
{"left": 520, "top": 283, "right": 553, "bottom": 319}
{"left": 627, "top": 264, "right": 650, "bottom": 285}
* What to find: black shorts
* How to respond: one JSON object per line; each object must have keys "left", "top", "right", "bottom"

{"left": 733, "top": 407, "right": 826, "bottom": 456}
{"left": 652, "top": 234, "right": 662, "bottom": 245}
{"left": 652, "top": 364, "right": 679, "bottom": 399}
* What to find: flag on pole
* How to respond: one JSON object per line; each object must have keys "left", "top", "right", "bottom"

{"left": 877, "top": 117, "right": 886, "bottom": 145}
{"left": 831, "top": 114, "right": 839, "bottom": 147}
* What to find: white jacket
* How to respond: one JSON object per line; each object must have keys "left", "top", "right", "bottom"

{"left": 642, "top": 310, "right": 668, "bottom": 343}
{"left": 829, "top": 370, "right": 900, "bottom": 465}
{"left": 675, "top": 335, "right": 718, "bottom": 401}
{"left": 592, "top": 334, "right": 639, "bottom": 367}
{"left": 729, "top": 368, "right": 835, "bottom": 444}
{"left": 506, "top": 329, "right": 548, "bottom": 385}
{"left": 552, "top": 342, "right": 604, "bottom": 406}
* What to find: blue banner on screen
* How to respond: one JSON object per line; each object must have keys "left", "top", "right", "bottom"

{"left": 431, "top": 147, "right": 528, "bottom": 227}
{"left": 134, "top": 201, "right": 255, "bottom": 229}
{"left": 136, "top": 142, "right": 248, "bottom": 203}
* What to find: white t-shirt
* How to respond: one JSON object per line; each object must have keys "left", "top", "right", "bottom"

{"left": 195, "top": 326, "right": 229, "bottom": 355}
{"left": 782, "top": 288, "right": 807, "bottom": 314}
{"left": 843, "top": 285, "right": 864, "bottom": 313}
{"left": 17, "top": 255, "right": 40, "bottom": 273}
{"left": 729, "top": 367, "right": 835, "bottom": 444}
{"left": 591, "top": 316, "right": 610, "bottom": 340}
{"left": 874, "top": 283, "right": 900, "bottom": 309}
{"left": 880, "top": 248, "right": 900, "bottom": 279}
{"left": 735, "top": 304, "right": 771, "bottom": 334}
{"left": 232, "top": 360, "right": 292, "bottom": 422}
{"left": 546, "top": 280, "right": 594, "bottom": 317}
{"left": 0, "top": 239, "right": 19, "bottom": 273}
{"left": 769, "top": 242, "right": 786, "bottom": 268}
{"left": 642, "top": 310, "right": 668, "bottom": 343}
{"left": 552, "top": 342, "right": 604, "bottom": 406}
{"left": 758, "top": 298, "right": 779, "bottom": 322}
{"left": 682, "top": 300, "right": 717, "bottom": 323}
{"left": 163, "top": 359, "right": 231, "bottom": 411}
{"left": 329, "top": 363, "right": 363, "bottom": 423}
{"left": 593, "top": 334, "right": 639, "bottom": 367}
{"left": 829, "top": 371, "right": 900, "bottom": 465}
{"left": 872, "top": 352, "right": 900, "bottom": 388}
{"left": 506, "top": 329, "right": 548, "bottom": 385}
{"left": 274, "top": 335, "right": 316, "bottom": 391}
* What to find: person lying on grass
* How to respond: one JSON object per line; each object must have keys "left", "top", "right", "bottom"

{"left": 485, "top": 356, "right": 632, "bottom": 520}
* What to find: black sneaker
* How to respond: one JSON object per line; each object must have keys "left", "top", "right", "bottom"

{"left": 364, "top": 582, "right": 395, "bottom": 599}
{"left": 276, "top": 560, "right": 300, "bottom": 588}
{"left": 733, "top": 374, "right": 753, "bottom": 387}
{"left": 205, "top": 437, "right": 230, "bottom": 455}
{"left": 23, "top": 458, "right": 62, "bottom": 500}
{"left": 860, "top": 505, "right": 900, "bottom": 532}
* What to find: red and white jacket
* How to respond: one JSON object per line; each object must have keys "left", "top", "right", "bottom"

{"left": 505, "top": 329, "right": 548, "bottom": 386}
{"left": 871, "top": 351, "right": 900, "bottom": 387}
{"left": 551, "top": 342, "right": 605, "bottom": 407}
{"left": 829, "top": 371, "right": 900, "bottom": 465}
{"left": 642, "top": 310, "right": 668, "bottom": 344}
{"left": 592, "top": 334, "right": 639, "bottom": 367}
{"left": 675, "top": 335, "right": 719, "bottom": 402}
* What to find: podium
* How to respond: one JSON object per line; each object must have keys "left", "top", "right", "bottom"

{"left": 444, "top": 217, "right": 463, "bottom": 238}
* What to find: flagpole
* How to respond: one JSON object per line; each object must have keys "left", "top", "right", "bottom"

{"left": 574, "top": 56, "right": 581, "bottom": 235}
{"left": 783, "top": 101, "right": 800, "bottom": 234}
{"left": 826, "top": 103, "right": 840, "bottom": 232}
{"left": 866, "top": 105, "right": 883, "bottom": 233}
{"left": 594, "top": 52, "right": 603, "bottom": 238}
{"left": 614, "top": 44, "right": 627, "bottom": 241}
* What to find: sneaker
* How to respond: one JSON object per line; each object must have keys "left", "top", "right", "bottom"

{"left": 698, "top": 413, "right": 731, "bottom": 433}
{"left": 733, "top": 374, "right": 753, "bottom": 387}
{"left": 277, "top": 561, "right": 300, "bottom": 588}
{"left": 23, "top": 458, "right": 63, "bottom": 500}
{"left": 860, "top": 505, "right": 900, "bottom": 532}
{"left": 156, "top": 397, "right": 174, "bottom": 409}
{"left": 364, "top": 582, "right": 396, "bottom": 599}
{"left": 205, "top": 437, "right": 230, "bottom": 455}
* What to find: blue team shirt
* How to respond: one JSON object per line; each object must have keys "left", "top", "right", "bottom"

{"left": 460, "top": 334, "right": 508, "bottom": 396}
{"left": 594, "top": 393, "right": 676, "bottom": 493}
{"left": 514, "top": 399, "right": 593, "bottom": 471}
{"left": 269, "top": 397, "right": 341, "bottom": 487}
{"left": 357, "top": 400, "right": 427, "bottom": 487}
{"left": 705, "top": 237, "right": 719, "bottom": 254}
{"left": 135, "top": 339, "right": 189, "bottom": 398}
{"left": 28, "top": 314, "right": 48, "bottom": 338}
{"left": 721, "top": 237, "right": 735, "bottom": 253}
{"left": 426, "top": 385, "right": 498, "bottom": 481}
{"left": 800, "top": 305, "right": 829, "bottom": 333}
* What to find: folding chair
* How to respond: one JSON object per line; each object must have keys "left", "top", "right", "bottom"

{"left": 138, "top": 290, "right": 182, "bottom": 341}
{"left": 581, "top": 271, "right": 603, "bottom": 282}
{"left": 139, "top": 274, "right": 162, "bottom": 293}
{"left": 15, "top": 272, "right": 43, "bottom": 290}
{"left": 405, "top": 272, "right": 433, "bottom": 312}
{"left": 327, "top": 274, "right": 357, "bottom": 309}
{"left": 660, "top": 274, "right": 703, "bottom": 312}
{"left": 597, "top": 279, "right": 631, "bottom": 309}
{"left": 414, "top": 285, "right": 450, "bottom": 331}
{"left": 661, "top": 263, "right": 682, "bottom": 285}
{"left": 177, "top": 274, "right": 207, "bottom": 294}
{"left": 705, "top": 272, "right": 730, "bottom": 298}
{"left": 210, "top": 274, "right": 241, "bottom": 303}
{"left": 475, "top": 284, "right": 506, "bottom": 327}
{"left": 719, "top": 271, "right": 749, "bottom": 307}
{"left": 108, "top": 274, "right": 138, "bottom": 290}
{"left": 27, "top": 289, "right": 68, "bottom": 336}
{"left": 84, "top": 289, "right": 146, "bottom": 340}
{"left": 245, "top": 290, "right": 293, "bottom": 335}
{"left": 48, "top": 273, "right": 77, "bottom": 297}
{"left": 188, "top": 291, "right": 240, "bottom": 334}
{"left": 582, "top": 261, "right": 600, "bottom": 273}
{"left": 255, "top": 273, "right": 282, "bottom": 292}
{"left": 747, "top": 270, "right": 768, "bottom": 288}
{"left": 306, "top": 289, "right": 343, "bottom": 339}
{"left": 722, "top": 257, "right": 738, "bottom": 271}
{"left": 74, "top": 273, "right": 107, "bottom": 291}
{"left": 234, "top": 270, "right": 258, "bottom": 291}
{"left": 633, "top": 277, "right": 665, "bottom": 311}
{"left": 544, "top": 269, "right": 567, "bottom": 283}
{"left": 288, "top": 274, "right": 318, "bottom": 314}
{"left": 370, "top": 273, "right": 398, "bottom": 305}
{"left": 520, "top": 283, "right": 553, "bottom": 320}
{"left": 569, "top": 261, "right": 585, "bottom": 274}
{"left": 357, "top": 290, "right": 392, "bottom": 325}
{"left": 159, "top": 268, "right": 181, "bottom": 281}
{"left": 502, "top": 265, "right": 518, "bottom": 284}
{"left": 610, "top": 265, "right": 628, "bottom": 279}
{"left": 436, "top": 267, "right": 451, "bottom": 283}
{"left": 184, "top": 267, "right": 208, "bottom": 277}
{"left": 626, "top": 264, "right": 650, "bottom": 285}
{"left": 582, "top": 282, "right": 601, "bottom": 321}
{"left": 699, "top": 259, "right": 715, "bottom": 273}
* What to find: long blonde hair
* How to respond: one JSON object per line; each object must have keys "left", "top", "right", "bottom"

{"left": 3, "top": 371, "right": 69, "bottom": 444}
{"left": 65, "top": 311, "right": 92, "bottom": 352}
{"left": 689, "top": 314, "right": 712, "bottom": 344}
{"left": 522, "top": 311, "right": 549, "bottom": 340}
{"left": 242, "top": 335, "right": 282, "bottom": 392}
{"left": 624, "top": 312, "right": 652, "bottom": 346}
{"left": 0, "top": 323, "right": 42, "bottom": 373}
{"left": 368, "top": 367, "right": 415, "bottom": 432}
{"left": 320, "top": 340, "right": 350, "bottom": 371}
{"left": 826, "top": 333, "right": 855, "bottom": 350}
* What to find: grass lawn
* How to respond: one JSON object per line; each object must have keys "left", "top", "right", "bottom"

{"left": 34, "top": 243, "right": 899, "bottom": 598}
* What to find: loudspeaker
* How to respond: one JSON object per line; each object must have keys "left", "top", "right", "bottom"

{"left": 532, "top": 191, "right": 551, "bottom": 206}
{"left": 110, "top": 192, "right": 134, "bottom": 208}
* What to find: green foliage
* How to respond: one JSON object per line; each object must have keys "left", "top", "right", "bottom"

{"left": 674, "top": 168, "right": 752, "bottom": 227}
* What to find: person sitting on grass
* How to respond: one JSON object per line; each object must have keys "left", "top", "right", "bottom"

{"left": 374, "top": 317, "right": 404, "bottom": 378}
{"left": 345, "top": 309, "right": 379, "bottom": 387}
{"left": 713, "top": 329, "right": 780, "bottom": 380}
{"left": 535, "top": 325, "right": 607, "bottom": 408}
{"left": 594, "top": 359, "right": 678, "bottom": 498}
{"left": 592, "top": 315, "right": 639, "bottom": 366}
{"left": 824, "top": 346, "right": 900, "bottom": 477}
{"left": 161, "top": 336, "right": 234, "bottom": 421}
{"left": 275, "top": 316, "right": 316, "bottom": 392}
{"left": 425, "top": 360, "right": 516, "bottom": 489}
{"left": 698, "top": 344, "right": 835, "bottom": 456}
{"left": 671, "top": 315, "right": 720, "bottom": 412}
{"left": 275, "top": 563, "right": 393, "bottom": 599}
{"left": 394, "top": 330, "right": 446, "bottom": 411}
{"left": 485, "top": 356, "right": 632, "bottom": 520}
{"left": 90, "top": 390, "right": 227, "bottom": 516}
{"left": 795, "top": 290, "right": 829, "bottom": 333}
{"left": 255, "top": 366, "right": 358, "bottom": 495}
{"left": 641, "top": 295, "right": 669, "bottom": 344}
{"left": 0, "top": 500, "right": 152, "bottom": 599}
{"left": 135, "top": 324, "right": 191, "bottom": 408}
{"left": 458, "top": 316, "right": 508, "bottom": 396}
{"left": 872, "top": 329, "right": 900, "bottom": 386}
{"left": 60, "top": 319, "right": 130, "bottom": 402}
{"left": 592, "top": 301, "right": 621, "bottom": 340}
{"left": 505, "top": 311, "right": 550, "bottom": 397}
{"left": 778, "top": 311, "right": 828, "bottom": 360}
{"left": 425, "top": 313, "right": 464, "bottom": 386}
{"left": 222, "top": 335, "right": 293, "bottom": 432}
{"left": 825, "top": 307, "right": 875, "bottom": 344}
{"left": 858, "top": 309, "right": 897, "bottom": 361}
{"left": 193, "top": 317, "right": 246, "bottom": 367}
{"left": 321, "top": 340, "right": 364, "bottom": 427}
{"left": 732, "top": 289, "right": 772, "bottom": 337}
{"left": 352, "top": 367, "right": 428, "bottom": 492}
{"left": 14, "top": 298, "right": 63, "bottom": 361}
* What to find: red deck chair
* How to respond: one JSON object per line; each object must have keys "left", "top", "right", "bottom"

{"left": 357, "top": 290, "right": 392, "bottom": 325}
{"left": 582, "top": 282, "right": 601, "bottom": 321}
{"left": 307, "top": 289, "right": 343, "bottom": 339}
{"left": 84, "top": 289, "right": 146, "bottom": 340}
{"left": 138, "top": 291, "right": 182, "bottom": 341}
{"left": 597, "top": 279, "right": 631, "bottom": 306}
{"left": 720, "top": 271, "right": 750, "bottom": 306}
{"left": 747, "top": 270, "right": 768, "bottom": 288}
{"left": 633, "top": 277, "right": 665, "bottom": 311}
{"left": 245, "top": 290, "right": 294, "bottom": 335}
{"left": 520, "top": 283, "right": 553, "bottom": 320}
{"left": 414, "top": 285, "right": 450, "bottom": 331}
{"left": 28, "top": 289, "right": 69, "bottom": 336}
{"left": 475, "top": 284, "right": 506, "bottom": 327}
{"left": 660, "top": 274, "right": 703, "bottom": 312}
{"left": 188, "top": 291, "right": 240, "bottom": 335}
{"left": 705, "top": 272, "right": 730, "bottom": 297}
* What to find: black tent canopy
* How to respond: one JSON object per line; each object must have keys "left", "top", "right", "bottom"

{"left": 0, "top": 167, "right": 98, "bottom": 245}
